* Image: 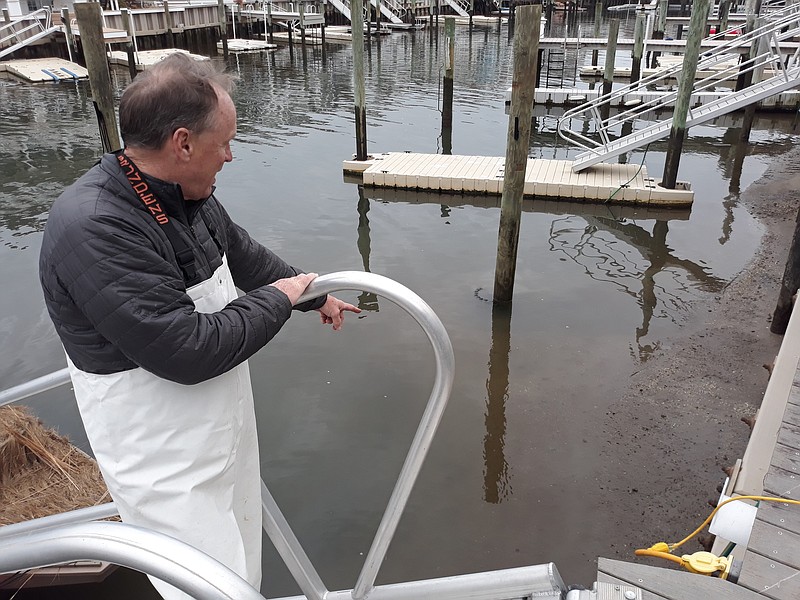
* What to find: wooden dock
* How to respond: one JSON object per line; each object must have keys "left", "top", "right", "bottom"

{"left": 343, "top": 152, "right": 694, "bottom": 207}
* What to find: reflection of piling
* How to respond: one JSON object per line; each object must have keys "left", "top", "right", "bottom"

{"left": 494, "top": 5, "right": 540, "bottom": 303}
{"left": 217, "top": 0, "right": 228, "bottom": 56}
{"left": 661, "top": 0, "right": 709, "bottom": 189}
{"left": 631, "top": 5, "right": 646, "bottom": 83}
{"left": 591, "top": 1, "right": 602, "bottom": 66}
{"left": 74, "top": 2, "right": 121, "bottom": 153}
{"left": 442, "top": 17, "right": 455, "bottom": 155}
{"left": 484, "top": 302, "right": 512, "bottom": 504}
{"left": 771, "top": 207, "right": 800, "bottom": 334}
{"left": 352, "top": 0, "right": 368, "bottom": 160}
{"left": 120, "top": 8, "right": 138, "bottom": 80}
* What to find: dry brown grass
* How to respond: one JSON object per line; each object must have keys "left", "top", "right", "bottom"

{"left": 0, "top": 405, "right": 110, "bottom": 526}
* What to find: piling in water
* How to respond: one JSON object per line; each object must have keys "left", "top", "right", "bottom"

{"left": 494, "top": 4, "right": 540, "bottom": 304}
{"left": 442, "top": 17, "right": 455, "bottom": 154}
{"left": 352, "top": 0, "right": 368, "bottom": 160}
{"left": 661, "top": 0, "right": 710, "bottom": 188}
{"left": 74, "top": 2, "right": 121, "bottom": 153}
{"left": 602, "top": 18, "right": 620, "bottom": 102}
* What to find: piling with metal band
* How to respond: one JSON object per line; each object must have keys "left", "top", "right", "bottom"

{"left": 591, "top": 0, "right": 602, "bottom": 66}
{"left": 493, "top": 4, "right": 540, "bottom": 303}
{"left": 661, "top": 0, "right": 710, "bottom": 188}
{"left": 442, "top": 16, "right": 455, "bottom": 154}
{"left": 74, "top": 2, "right": 121, "bottom": 153}
{"left": 352, "top": 0, "right": 368, "bottom": 160}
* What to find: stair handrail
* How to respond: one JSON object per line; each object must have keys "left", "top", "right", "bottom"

{"left": 556, "top": 3, "right": 800, "bottom": 156}
{"left": 0, "top": 7, "right": 53, "bottom": 47}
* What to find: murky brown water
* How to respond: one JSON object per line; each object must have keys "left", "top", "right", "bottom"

{"left": 1, "top": 8, "right": 798, "bottom": 598}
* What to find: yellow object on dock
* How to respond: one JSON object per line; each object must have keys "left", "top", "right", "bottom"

{"left": 0, "top": 58, "right": 88, "bottom": 82}
{"left": 344, "top": 152, "right": 693, "bottom": 207}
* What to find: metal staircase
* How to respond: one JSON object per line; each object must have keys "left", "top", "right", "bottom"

{"left": 326, "top": 0, "right": 405, "bottom": 24}
{"left": 557, "top": 4, "right": 800, "bottom": 172}
{"left": 0, "top": 8, "right": 60, "bottom": 60}
{"left": 443, "top": 0, "right": 470, "bottom": 17}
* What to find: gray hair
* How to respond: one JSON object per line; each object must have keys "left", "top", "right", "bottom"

{"left": 119, "top": 53, "right": 237, "bottom": 150}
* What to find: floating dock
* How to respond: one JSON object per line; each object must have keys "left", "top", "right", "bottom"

{"left": 107, "top": 48, "right": 209, "bottom": 70}
{"left": 0, "top": 58, "right": 87, "bottom": 82}
{"left": 344, "top": 152, "right": 693, "bottom": 206}
{"left": 216, "top": 38, "right": 277, "bottom": 52}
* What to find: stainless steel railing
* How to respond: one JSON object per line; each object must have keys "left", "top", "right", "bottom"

{"left": 0, "top": 272, "right": 566, "bottom": 600}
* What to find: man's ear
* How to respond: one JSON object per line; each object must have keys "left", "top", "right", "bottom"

{"left": 172, "top": 127, "right": 192, "bottom": 162}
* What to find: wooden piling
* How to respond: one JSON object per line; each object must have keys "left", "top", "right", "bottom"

{"left": 771, "top": 206, "right": 800, "bottom": 334}
{"left": 470, "top": 0, "right": 474, "bottom": 28}
{"left": 376, "top": 0, "right": 381, "bottom": 32}
{"left": 300, "top": 2, "right": 306, "bottom": 47}
{"left": 352, "top": 0, "right": 368, "bottom": 160}
{"left": 602, "top": 18, "right": 619, "bottom": 97}
{"left": 719, "top": 0, "right": 731, "bottom": 31}
{"left": 442, "top": 17, "right": 455, "bottom": 155}
{"left": 217, "top": 0, "right": 228, "bottom": 56}
{"left": 120, "top": 8, "right": 138, "bottom": 79}
{"left": 164, "top": 0, "right": 175, "bottom": 48}
{"left": 591, "top": 0, "right": 602, "bottom": 67}
{"left": 60, "top": 8, "right": 78, "bottom": 64}
{"left": 661, "top": 0, "right": 709, "bottom": 188}
{"left": 631, "top": 5, "right": 646, "bottom": 82}
{"left": 493, "top": 4, "right": 540, "bottom": 304}
{"left": 267, "top": 2, "right": 274, "bottom": 44}
{"left": 73, "top": 2, "right": 121, "bottom": 153}
{"left": 649, "top": 0, "right": 667, "bottom": 68}
{"left": 2, "top": 8, "right": 10, "bottom": 24}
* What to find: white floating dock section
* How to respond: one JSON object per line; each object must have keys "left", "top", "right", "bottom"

{"left": 216, "top": 38, "right": 277, "bottom": 52}
{"left": 344, "top": 152, "right": 693, "bottom": 207}
{"left": 0, "top": 58, "right": 88, "bottom": 82}
{"left": 107, "top": 48, "right": 209, "bottom": 70}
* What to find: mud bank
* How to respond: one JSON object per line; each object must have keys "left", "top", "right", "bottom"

{"left": 592, "top": 146, "right": 800, "bottom": 579}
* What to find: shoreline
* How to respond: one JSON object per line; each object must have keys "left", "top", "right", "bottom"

{"left": 593, "top": 144, "right": 800, "bottom": 578}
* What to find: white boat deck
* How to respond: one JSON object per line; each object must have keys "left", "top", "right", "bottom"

{"left": 0, "top": 58, "right": 88, "bottom": 82}
{"left": 344, "top": 152, "right": 693, "bottom": 206}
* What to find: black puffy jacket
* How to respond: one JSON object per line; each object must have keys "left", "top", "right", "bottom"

{"left": 39, "top": 153, "right": 324, "bottom": 385}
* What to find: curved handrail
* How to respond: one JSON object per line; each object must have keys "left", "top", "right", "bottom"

{"left": 0, "top": 272, "right": 455, "bottom": 600}
{"left": 0, "top": 521, "right": 265, "bottom": 600}
{"left": 295, "top": 272, "right": 455, "bottom": 600}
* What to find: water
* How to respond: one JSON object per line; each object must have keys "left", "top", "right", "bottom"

{"left": 1, "top": 12, "right": 798, "bottom": 597}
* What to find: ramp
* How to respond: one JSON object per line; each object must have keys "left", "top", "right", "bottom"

{"left": 557, "top": 4, "right": 800, "bottom": 172}
{"left": 0, "top": 8, "right": 59, "bottom": 60}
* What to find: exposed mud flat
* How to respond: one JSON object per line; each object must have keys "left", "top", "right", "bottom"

{"left": 594, "top": 145, "right": 800, "bottom": 572}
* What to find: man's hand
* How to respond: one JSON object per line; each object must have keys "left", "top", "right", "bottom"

{"left": 317, "top": 296, "right": 361, "bottom": 331}
{"left": 269, "top": 273, "right": 318, "bottom": 305}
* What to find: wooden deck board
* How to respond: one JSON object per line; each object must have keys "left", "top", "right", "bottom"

{"left": 739, "top": 552, "right": 800, "bottom": 600}
{"left": 352, "top": 153, "right": 693, "bottom": 206}
{"left": 597, "top": 557, "right": 761, "bottom": 599}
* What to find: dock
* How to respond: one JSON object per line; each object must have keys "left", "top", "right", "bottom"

{"left": 343, "top": 152, "right": 694, "bottom": 206}
{"left": 0, "top": 57, "right": 87, "bottom": 82}
{"left": 107, "top": 48, "right": 209, "bottom": 70}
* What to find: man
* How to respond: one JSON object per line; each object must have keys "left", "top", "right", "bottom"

{"left": 39, "top": 53, "right": 359, "bottom": 598}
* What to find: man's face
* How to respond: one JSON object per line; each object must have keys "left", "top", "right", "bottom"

{"left": 182, "top": 88, "right": 236, "bottom": 200}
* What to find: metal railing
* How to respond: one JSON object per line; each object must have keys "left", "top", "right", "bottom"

{"left": 0, "top": 272, "right": 567, "bottom": 600}
{"left": 0, "top": 8, "right": 58, "bottom": 59}
{"left": 556, "top": 3, "right": 800, "bottom": 169}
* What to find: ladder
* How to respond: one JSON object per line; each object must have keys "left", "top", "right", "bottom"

{"left": 0, "top": 8, "right": 60, "bottom": 60}
{"left": 557, "top": 3, "right": 800, "bottom": 172}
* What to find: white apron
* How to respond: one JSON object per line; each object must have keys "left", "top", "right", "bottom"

{"left": 68, "top": 255, "right": 262, "bottom": 599}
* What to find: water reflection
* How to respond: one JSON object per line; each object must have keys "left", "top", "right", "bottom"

{"left": 356, "top": 186, "right": 380, "bottom": 312}
{"left": 484, "top": 301, "right": 512, "bottom": 503}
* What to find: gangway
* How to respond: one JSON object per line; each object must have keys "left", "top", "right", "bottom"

{"left": 443, "top": 0, "right": 470, "bottom": 17}
{"left": 0, "top": 8, "right": 60, "bottom": 60}
{"left": 0, "top": 272, "right": 567, "bottom": 600}
{"left": 326, "top": 0, "right": 406, "bottom": 25}
{"left": 556, "top": 3, "right": 800, "bottom": 172}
